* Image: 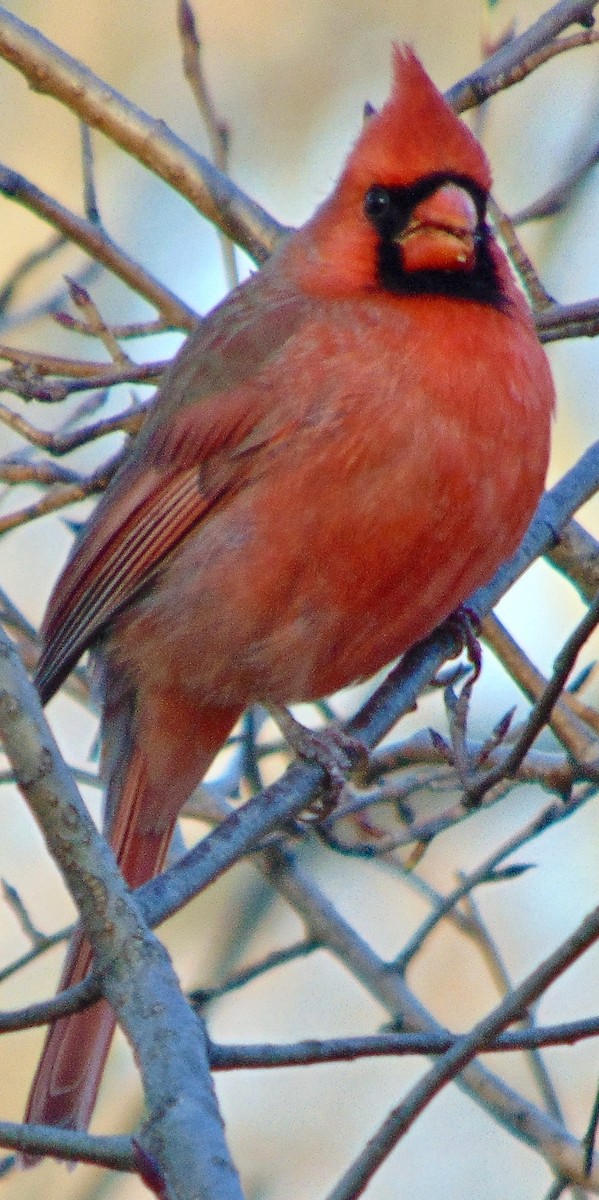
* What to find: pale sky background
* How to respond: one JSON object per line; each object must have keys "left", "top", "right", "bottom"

{"left": 0, "top": 2, "right": 598, "bottom": 1198}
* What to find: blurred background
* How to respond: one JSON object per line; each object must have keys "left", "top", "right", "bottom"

{"left": 0, "top": 1, "right": 598, "bottom": 1197}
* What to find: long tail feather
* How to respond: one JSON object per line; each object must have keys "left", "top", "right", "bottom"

{"left": 23, "top": 747, "right": 177, "bottom": 1139}
{"left": 24, "top": 679, "right": 240, "bottom": 1146}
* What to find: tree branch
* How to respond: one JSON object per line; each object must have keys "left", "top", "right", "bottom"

{"left": 208, "top": 1017, "right": 599, "bottom": 1070}
{"left": 0, "top": 5, "right": 284, "bottom": 264}
{"left": 0, "top": 1120, "right": 133, "bottom": 1170}
{"left": 0, "top": 627, "right": 243, "bottom": 1198}
{"left": 325, "top": 897, "right": 599, "bottom": 1200}
{"left": 0, "top": 162, "right": 197, "bottom": 329}
{"left": 447, "top": 0, "right": 599, "bottom": 111}
{"left": 264, "top": 847, "right": 599, "bottom": 1192}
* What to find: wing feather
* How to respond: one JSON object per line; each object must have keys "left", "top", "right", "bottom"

{"left": 35, "top": 272, "right": 315, "bottom": 704}
{"left": 36, "top": 470, "right": 223, "bottom": 702}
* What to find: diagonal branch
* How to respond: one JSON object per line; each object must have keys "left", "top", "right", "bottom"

{"left": 325, "top": 897, "right": 599, "bottom": 1200}
{"left": 447, "top": 0, "right": 599, "bottom": 111}
{"left": 0, "top": 162, "right": 197, "bottom": 329}
{"left": 265, "top": 847, "right": 599, "bottom": 1193}
{"left": 0, "top": 5, "right": 284, "bottom": 264}
{"left": 466, "top": 591, "right": 599, "bottom": 804}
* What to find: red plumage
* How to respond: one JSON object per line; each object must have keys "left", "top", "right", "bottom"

{"left": 24, "top": 47, "right": 554, "bottom": 1141}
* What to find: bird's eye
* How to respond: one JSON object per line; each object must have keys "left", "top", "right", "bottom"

{"left": 363, "top": 186, "right": 391, "bottom": 221}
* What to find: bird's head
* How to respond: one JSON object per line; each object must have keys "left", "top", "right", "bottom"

{"left": 285, "top": 47, "right": 504, "bottom": 307}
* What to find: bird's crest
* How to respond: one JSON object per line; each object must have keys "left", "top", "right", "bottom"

{"left": 342, "top": 47, "right": 491, "bottom": 194}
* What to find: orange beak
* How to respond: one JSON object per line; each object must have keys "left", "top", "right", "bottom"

{"left": 398, "top": 182, "right": 479, "bottom": 273}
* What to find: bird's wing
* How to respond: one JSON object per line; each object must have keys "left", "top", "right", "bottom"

{"left": 36, "top": 275, "right": 310, "bottom": 703}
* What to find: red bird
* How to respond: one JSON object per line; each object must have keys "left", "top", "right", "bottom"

{"left": 25, "top": 48, "right": 554, "bottom": 1137}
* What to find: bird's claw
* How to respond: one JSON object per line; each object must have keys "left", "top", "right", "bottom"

{"left": 267, "top": 703, "right": 369, "bottom": 805}
{"left": 445, "top": 604, "right": 482, "bottom": 681}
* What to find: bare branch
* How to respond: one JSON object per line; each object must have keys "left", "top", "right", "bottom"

{"left": 0, "top": 395, "right": 146, "bottom": 449}
{"left": 0, "top": 468, "right": 111, "bottom": 536}
{"left": 0, "top": 162, "right": 197, "bottom": 330}
{"left": 467, "top": 592, "right": 599, "bottom": 805}
{"left": 0, "top": 1119, "right": 134, "bottom": 1170}
{"left": 391, "top": 803, "right": 562, "bottom": 973}
{"left": 0, "top": 627, "right": 244, "bottom": 1196}
{"left": 65, "top": 277, "right": 133, "bottom": 364}
{"left": 325, "top": 897, "right": 599, "bottom": 1199}
{"left": 489, "top": 197, "right": 555, "bottom": 310}
{"left": 208, "top": 1018, "right": 599, "bottom": 1070}
{"left": 0, "top": 5, "right": 284, "bottom": 264}
{"left": 482, "top": 613, "right": 599, "bottom": 750}
{"left": 0, "top": 975, "right": 98, "bottom": 1032}
{"left": 548, "top": 519, "right": 599, "bottom": 602}
{"left": 79, "top": 121, "right": 100, "bottom": 225}
{"left": 265, "top": 847, "right": 599, "bottom": 1191}
{"left": 0, "top": 232, "right": 66, "bottom": 316}
{"left": 447, "top": 1, "right": 599, "bottom": 112}
{"left": 536, "top": 296, "right": 599, "bottom": 341}
{"left": 514, "top": 136, "right": 599, "bottom": 224}
{"left": 177, "top": 0, "right": 238, "bottom": 287}
{"left": 0, "top": 925, "right": 72, "bottom": 987}
{"left": 0, "top": 352, "right": 165, "bottom": 402}
{"left": 190, "top": 938, "right": 319, "bottom": 1008}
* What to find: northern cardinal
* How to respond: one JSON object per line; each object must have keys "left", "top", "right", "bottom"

{"left": 24, "top": 48, "right": 554, "bottom": 1139}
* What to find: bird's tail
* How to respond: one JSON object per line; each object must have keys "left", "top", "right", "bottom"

{"left": 23, "top": 679, "right": 240, "bottom": 1147}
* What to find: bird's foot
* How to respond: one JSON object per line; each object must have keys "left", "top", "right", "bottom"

{"left": 445, "top": 604, "right": 482, "bottom": 682}
{"left": 430, "top": 606, "right": 483, "bottom": 794}
{"left": 267, "top": 703, "right": 369, "bottom": 805}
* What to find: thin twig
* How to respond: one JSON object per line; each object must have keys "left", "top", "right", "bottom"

{"left": 392, "top": 803, "right": 569, "bottom": 974}
{"left": 0, "top": 1119, "right": 134, "bottom": 1170}
{"left": 0, "top": 467, "right": 112, "bottom": 536}
{"left": 0, "top": 926, "right": 71, "bottom": 986}
{"left": 489, "top": 197, "right": 555, "bottom": 309}
{"left": 79, "top": 121, "right": 100, "bottom": 225}
{"left": 0, "top": 396, "right": 146, "bottom": 450}
{"left": 0, "top": 355, "right": 165, "bottom": 402}
{"left": 177, "top": 0, "right": 238, "bottom": 287}
{"left": 0, "top": 974, "right": 98, "bottom": 1031}
{"left": 0, "top": 232, "right": 66, "bottom": 316}
{"left": 548, "top": 519, "right": 599, "bottom": 603}
{"left": 461, "top": 887, "right": 574, "bottom": 1136}
{"left": 189, "top": 938, "right": 320, "bottom": 1007}
{"left": 65, "top": 277, "right": 132, "bottom": 365}
{"left": 536, "top": 295, "right": 599, "bottom": 341}
{"left": 56, "top": 314, "right": 171, "bottom": 339}
{"left": 583, "top": 1082, "right": 599, "bottom": 1175}
{"left": 0, "top": 162, "right": 197, "bottom": 329}
{"left": 207, "top": 1018, "right": 599, "bottom": 1070}
{"left": 467, "top": 594, "right": 599, "bottom": 805}
{"left": 543, "top": 1181, "right": 570, "bottom": 1200}
{"left": 482, "top": 612, "right": 599, "bottom": 750}
{"left": 1, "top": 880, "right": 47, "bottom": 946}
